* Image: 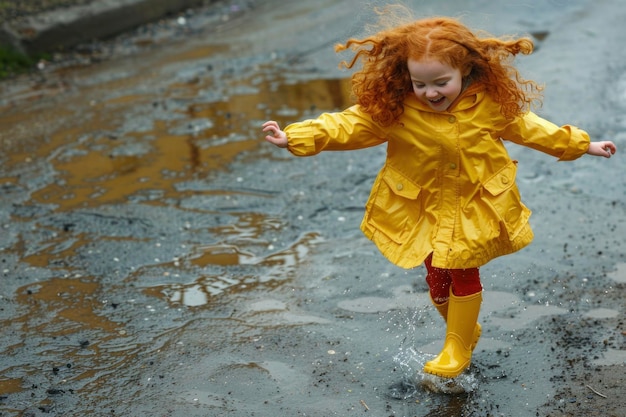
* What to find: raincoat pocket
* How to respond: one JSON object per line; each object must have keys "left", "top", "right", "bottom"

{"left": 365, "top": 165, "right": 422, "bottom": 244}
{"left": 481, "top": 160, "right": 528, "bottom": 239}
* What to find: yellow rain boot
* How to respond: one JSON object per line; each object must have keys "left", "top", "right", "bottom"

{"left": 430, "top": 295, "right": 482, "bottom": 351}
{"left": 424, "top": 291, "right": 482, "bottom": 378}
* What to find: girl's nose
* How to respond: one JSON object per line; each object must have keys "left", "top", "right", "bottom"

{"left": 425, "top": 87, "right": 438, "bottom": 98}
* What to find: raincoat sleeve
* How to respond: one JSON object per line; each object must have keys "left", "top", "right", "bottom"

{"left": 501, "top": 111, "right": 590, "bottom": 161}
{"left": 284, "top": 105, "right": 387, "bottom": 156}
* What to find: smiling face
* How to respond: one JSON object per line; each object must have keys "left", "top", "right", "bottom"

{"left": 408, "top": 58, "right": 464, "bottom": 111}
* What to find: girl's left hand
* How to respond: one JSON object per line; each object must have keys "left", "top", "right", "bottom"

{"left": 587, "top": 141, "right": 617, "bottom": 158}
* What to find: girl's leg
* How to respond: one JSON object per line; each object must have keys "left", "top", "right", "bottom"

{"left": 424, "top": 253, "right": 452, "bottom": 304}
{"left": 424, "top": 265, "right": 483, "bottom": 378}
{"left": 449, "top": 266, "right": 482, "bottom": 297}
{"left": 424, "top": 260, "right": 482, "bottom": 348}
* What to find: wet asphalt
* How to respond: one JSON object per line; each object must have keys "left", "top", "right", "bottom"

{"left": 0, "top": 0, "right": 624, "bottom": 416}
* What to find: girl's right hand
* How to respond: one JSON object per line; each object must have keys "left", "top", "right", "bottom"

{"left": 262, "top": 121, "right": 288, "bottom": 148}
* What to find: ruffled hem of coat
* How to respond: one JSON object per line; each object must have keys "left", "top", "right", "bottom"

{"left": 361, "top": 223, "right": 534, "bottom": 270}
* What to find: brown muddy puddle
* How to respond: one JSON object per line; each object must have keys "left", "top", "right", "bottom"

{"left": 0, "top": 49, "right": 352, "bottom": 411}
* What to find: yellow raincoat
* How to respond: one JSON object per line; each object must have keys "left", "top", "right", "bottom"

{"left": 284, "top": 83, "right": 590, "bottom": 269}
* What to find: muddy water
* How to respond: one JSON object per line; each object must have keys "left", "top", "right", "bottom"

{"left": 1, "top": 0, "right": 625, "bottom": 416}
{"left": 0, "top": 40, "right": 356, "bottom": 414}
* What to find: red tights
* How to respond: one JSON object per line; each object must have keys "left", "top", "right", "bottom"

{"left": 424, "top": 253, "right": 482, "bottom": 303}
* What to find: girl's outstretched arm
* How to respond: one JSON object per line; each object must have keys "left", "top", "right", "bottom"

{"left": 262, "top": 121, "right": 288, "bottom": 148}
{"left": 587, "top": 141, "right": 617, "bottom": 158}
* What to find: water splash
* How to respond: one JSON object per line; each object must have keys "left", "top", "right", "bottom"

{"left": 392, "top": 346, "right": 479, "bottom": 396}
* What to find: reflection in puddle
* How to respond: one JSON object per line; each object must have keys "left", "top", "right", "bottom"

{"left": 0, "top": 378, "right": 23, "bottom": 395}
{"left": 2, "top": 71, "right": 351, "bottom": 212}
{"left": 28, "top": 126, "right": 262, "bottom": 211}
{"left": 0, "top": 277, "right": 138, "bottom": 397}
{"left": 143, "top": 232, "right": 324, "bottom": 307}
{"left": 17, "top": 231, "right": 91, "bottom": 268}
{"left": 14, "top": 277, "right": 120, "bottom": 335}
{"left": 190, "top": 244, "right": 255, "bottom": 266}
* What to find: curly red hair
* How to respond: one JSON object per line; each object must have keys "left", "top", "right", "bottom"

{"left": 335, "top": 12, "right": 543, "bottom": 126}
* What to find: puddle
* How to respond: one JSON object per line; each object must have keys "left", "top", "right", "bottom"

{"left": 583, "top": 308, "right": 620, "bottom": 319}
{"left": 338, "top": 289, "right": 570, "bottom": 332}
{"left": 1, "top": 57, "right": 352, "bottom": 212}
{"left": 607, "top": 262, "right": 626, "bottom": 283}
{"left": 0, "top": 379, "right": 23, "bottom": 395}
{"left": 8, "top": 278, "right": 119, "bottom": 354}
{"left": 0, "top": 49, "right": 352, "bottom": 410}
{"left": 591, "top": 348, "right": 626, "bottom": 366}
{"left": 337, "top": 285, "right": 428, "bottom": 313}
{"left": 141, "top": 232, "right": 324, "bottom": 307}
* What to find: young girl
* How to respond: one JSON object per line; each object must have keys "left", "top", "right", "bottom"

{"left": 261, "top": 13, "right": 616, "bottom": 379}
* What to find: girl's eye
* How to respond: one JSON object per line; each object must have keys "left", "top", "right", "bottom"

{"left": 413, "top": 81, "right": 448, "bottom": 88}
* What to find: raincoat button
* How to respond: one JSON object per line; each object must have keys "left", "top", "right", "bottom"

{"left": 501, "top": 177, "right": 509, "bottom": 184}
{"left": 396, "top": 183, "right": 404, "bottom": 191}
{"left": 448, "top": 116, "right": 456, "bottom": 123}
{"left": 449, "top": 163, "right": 457, "bottom": 169}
